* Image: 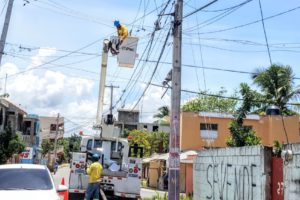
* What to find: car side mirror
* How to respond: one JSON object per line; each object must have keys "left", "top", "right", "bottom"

{"left": 57, "top": 184, "right": 68, "bottom": 192}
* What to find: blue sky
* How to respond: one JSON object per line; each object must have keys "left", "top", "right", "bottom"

{"left": 1, "top": 0, "right": 300, "bottom": 136}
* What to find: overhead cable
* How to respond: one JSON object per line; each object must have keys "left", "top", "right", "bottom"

{"left": 258, "top": 0, "right": 272, "bottom": 65}
{"left": 183, "top": 0, "right": 218, "bottom": 19}
{"left": 195, "top": 5, "right": 300, "bottom": 35}
{"left": 131, "top": 28, "right": 171, "bottom": 110}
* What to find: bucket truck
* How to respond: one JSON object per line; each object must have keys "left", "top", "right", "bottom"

{"left": 68, "top": 39, "right": 142, "bottom": 200}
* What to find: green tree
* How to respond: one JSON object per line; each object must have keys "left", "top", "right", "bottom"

{"left": 182, "top": 88, "right": 238, "bottom": 113}
{"left": 153, "top": 106, "right": 170, "bottom": 125}
{"left": 0, "top": 128, "right": 25, "bottom": 164}
{"left": 128, "top": 130, "right": 151, "bottom": 157}
{"left": 227, "top": 83, "right": 261, "bottom": 147}
{"left": 153, "top": 106, "right": 170, "bottom": 119}
{"left": 66, "top": 134, "right": 81, "bottom": 152}
{"left": 127, "top": 130, "right": 169, "bottom": 157}
{"left": 60, "top": 134, "right": 82, "bottom": 162}
{"left": 252, "top": 64, "right": 300, "bottom": 115}
{"left": 148, "top": 131, "right": 169, "bottom": 154}
{"left": 41, "top": 139, "right": 54, "bottom": 158}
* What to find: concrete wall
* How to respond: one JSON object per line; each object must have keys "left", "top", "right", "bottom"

{"left": 283, "top": 143, "right": 300, "bottom": 200}
{"left": 193, "top": 146, "right": 272, "bottom": 200}
{"left": 117, "top": 109, "right": 139, "bottom": 123}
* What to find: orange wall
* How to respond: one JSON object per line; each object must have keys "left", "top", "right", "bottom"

{"left": 180, "top": 112, "right": 300, "bottom": 151}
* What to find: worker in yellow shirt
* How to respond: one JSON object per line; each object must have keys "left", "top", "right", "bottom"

{"left": 114, "top": 20, "right": 128, "bottom": 41}
{"left": 85, "top": 154, "right": 103, "bottom": 200}
{"left": 110, "top": 20, "right": 129, "bottom": 55}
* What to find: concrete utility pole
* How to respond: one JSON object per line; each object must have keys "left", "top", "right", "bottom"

{"left": 106, "top": 84, "right": 119, "bottom": 115}
{"left": 0, "top": 0, "right": 14, "bottom": 68}
{"left": 168, "top": 0, "right": 183, "bottom": 199}
{"left": 95, "top": 40, "right": 110, "bottom": 128}
{"left": 53, "top": 113, "right": 60, "bottom": 162}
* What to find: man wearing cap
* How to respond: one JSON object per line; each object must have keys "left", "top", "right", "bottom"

{"left": 110, "top": 20, "right": 128, "bottom": 55}
{"left": 114, "top": 20, "right": 128, "bottom": 41}
{"left": 85, "top": 154, "right": 103, "bottom": 200}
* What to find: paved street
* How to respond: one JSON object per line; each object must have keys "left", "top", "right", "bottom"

{"left": 52, "top": 165, "right": 70, "bottom": 188}
{"left": 52, "top": 165, "right": 167, "bottom": 199}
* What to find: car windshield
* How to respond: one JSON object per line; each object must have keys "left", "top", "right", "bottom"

{"left": 0, "top": 168, "right": 53, "bottom": 190}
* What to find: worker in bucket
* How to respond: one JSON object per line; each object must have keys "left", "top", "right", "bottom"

{"left": 110, "top": 20, "right": 129, "bottom": 55}
{"left": 85, "top": 154, "right": 103, "bottom": 200}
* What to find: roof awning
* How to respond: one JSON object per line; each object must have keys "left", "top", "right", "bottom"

{"left": 142, "top": 150, "right": 198, "bottom": 164}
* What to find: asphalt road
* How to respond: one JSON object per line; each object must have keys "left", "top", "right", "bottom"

{"left": 52, "top": 165, "right": 167, "bottom": 199}
{"left": 52, "top": 164, "right": 70, "bottom": 187}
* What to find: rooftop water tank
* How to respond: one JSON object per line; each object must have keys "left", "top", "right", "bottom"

{"left": 266, "top": 105, "right": 280, "bottom": 115}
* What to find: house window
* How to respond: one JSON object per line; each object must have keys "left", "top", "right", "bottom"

{"left": 23, "top": 121, "right": 31, "bottom": 135}
{"left": 200, "top": 123, "right": 218, "bottom": 131}
{"left": 50, "top": 124, "right": 57, "bottom": 131}
{"left": 200, "top": 123, "right": 218, "bottom": 139}
{"left": 144, "top": 125, "right": 148, "bottom": 129}
{"left": 152, "top": 126, "right": 159, "bottom": 132}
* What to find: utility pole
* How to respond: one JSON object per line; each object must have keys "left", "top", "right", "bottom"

{"left": 0, "top": 0, "right": 14, "bottom": 68}
{"left": 168, "top": 0, "right": 183, "bottom": 199}
{"left": 105, "top": 84, "right": 119, "bottom": 115}
{"left": 95, "top": 40, "right": 110, "bottom": 128}
{"left": 53, "top": 113, "right": 60, "bottom": 162}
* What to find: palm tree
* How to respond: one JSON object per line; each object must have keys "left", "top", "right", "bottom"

{"left": 252, "top": 64, "right": 300, "bottom": 114}
{"left": 153, "top": 106, "right": 169, "bottom": 119}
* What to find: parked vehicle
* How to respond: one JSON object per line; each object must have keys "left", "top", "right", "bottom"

{"left": 0, "top": 164, "right": 68, "bottom": 200}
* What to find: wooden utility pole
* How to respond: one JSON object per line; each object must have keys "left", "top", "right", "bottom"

{"left": 168, "top": 0, "right": 183, "bottom": 199}
{"left": 0, "top": 0, "right": 14, "bottom": 67}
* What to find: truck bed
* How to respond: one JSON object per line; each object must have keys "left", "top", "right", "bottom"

{"left": 102, "top": 169, "right": 128, "bottom": 177}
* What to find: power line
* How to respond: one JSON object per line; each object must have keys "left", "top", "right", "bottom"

{"left": 131, "top": 28, "right": 171, "bottom": 110}
{"left": 2, "top": 38, "right": 102, "bottom": 79}
{"left": 6, "top": 50, "right": 300, "bottom": 81}
{"left": 112, "top": 0, "right": 173, "bottom": 110}
{"left": 5, "top": 43, "right": 300, "bottom": 81}
{"left": 149, "top": 82, "right": 300, "bottom": 106}
{"left": 182, "top": 42, "right": 300, "bottom": 53}
{"left": 144, "top": 60, "right": 300, "bottom": 80}
{"left": 184, "top": 0, "right": 253, "bottom": 32}
{"left": 183, "top": 0, "right": 218, "bottom": 19}
{"left": 0, "top": 0, "right": 8, "bottom": 17}
{"left": 123, "top": 11, "right": 173, "bottom": 107}
{"left": 185, "top": 0, "right": 252, "bottom": 13}
{"left": 258, "top": 0, "right": 272, "bottom": 65}
{"left": 193, "top": 5, "right": 300, "bottom": 35}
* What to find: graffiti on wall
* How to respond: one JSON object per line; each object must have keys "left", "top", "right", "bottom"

{"left": 194, "top": 161, "right": 259, "bottom": 200}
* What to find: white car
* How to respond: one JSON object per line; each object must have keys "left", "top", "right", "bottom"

{"left": 0, "top": 164, "right": 68, "bottom": 200}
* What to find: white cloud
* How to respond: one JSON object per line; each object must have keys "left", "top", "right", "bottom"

{"left": 4, "top": 47, "right": 95, "bottom": 120}
{"left": 0, "top": 63, "right": 19, "bottom": 76}
{"left": 29, "top": 47, "right": 57, "bottom": 69}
